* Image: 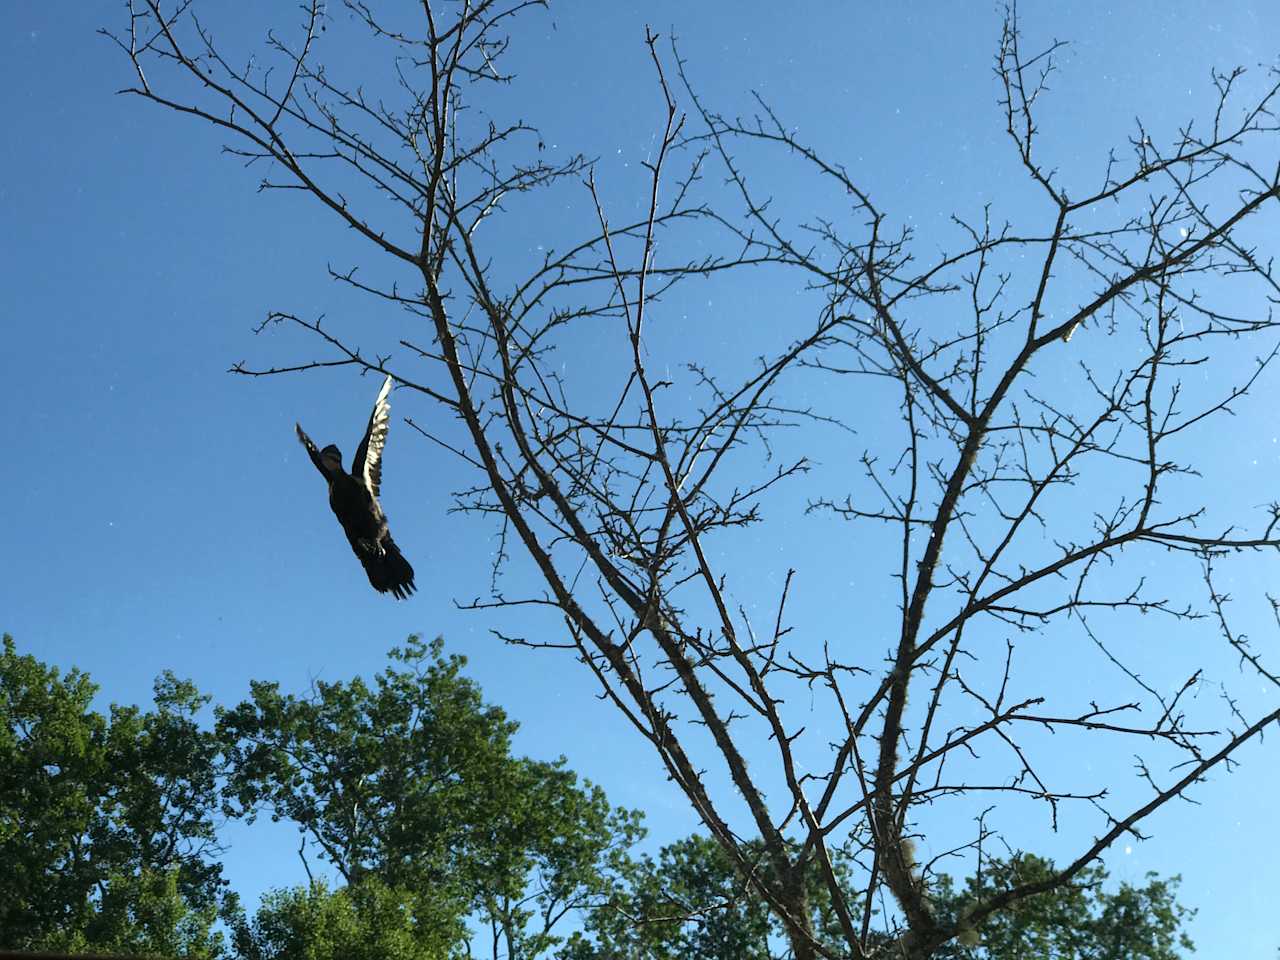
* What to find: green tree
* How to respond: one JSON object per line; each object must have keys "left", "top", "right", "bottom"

{"left": 2, "top": 631, "right": 1197, "bottom": 960}
{"left": 226, "top": 878, "right": 449, "bottom": 960}
{"left": 51, "top": 869, "right": 223, "bottom": 959}
{"left": 217, "top": 636, "right": 642, "bottom": 959}
{"left": 565, "top": 840, "right": 1193, "bottom": 960}
{"left": 563, "top": 834, "right": 854, "bottom": 960}
{"left": 932, "top": 854, "right": 1194, "bottom": 960}
{"left": 0, "top": 634, "right": 224, "bottom": 955}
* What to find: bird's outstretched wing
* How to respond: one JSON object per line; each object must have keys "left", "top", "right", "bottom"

{"left": 296, "top": 423, "right": 329, "bottom": 477}
{"left": 353, "top": 374, "right": 393, "bottom": 497}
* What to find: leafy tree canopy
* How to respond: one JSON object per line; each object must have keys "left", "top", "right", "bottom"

{"left": 932, "top": 854, "right": 1194, "bottom": 960}
{"left": 0, "top": 634, "right": 224, "bottom": 955}
{"left": 0, "top": 634, "right": 1198, "bottom": 959}
{"left": 225, "top": 878, "right": 448, "bottom": 960}
{"left": 216, "top": 636, "right": 642, "bottom": 958}
{"left": 565, "top": 836, "right": 1194, "bottom": 960}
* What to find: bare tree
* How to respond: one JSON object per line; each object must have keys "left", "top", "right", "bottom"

{"left": 107, "top": 3, "right": 1280, "bottom": 957}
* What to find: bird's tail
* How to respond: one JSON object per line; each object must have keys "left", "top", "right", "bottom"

{"left": 362, "top": 536, "right": 416, "bottom": 600}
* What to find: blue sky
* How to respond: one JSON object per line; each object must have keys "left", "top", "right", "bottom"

{"left": 3, "top": 2, "right": 1280, "bottom": 955}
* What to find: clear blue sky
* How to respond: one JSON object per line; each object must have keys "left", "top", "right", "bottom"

{"left": 3, "top": 2, "right": 1279, "bottom": 955}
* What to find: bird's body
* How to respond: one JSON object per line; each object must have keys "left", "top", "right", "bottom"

{"left": 296, "top": 375, "right": 416, "bottom": 599}
{"left": 325, "top": 471, "right": 415, "bottom": 599}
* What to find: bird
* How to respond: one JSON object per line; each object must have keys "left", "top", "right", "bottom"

{"left": 295, "top": 374, "right": 416, "bottom": 599}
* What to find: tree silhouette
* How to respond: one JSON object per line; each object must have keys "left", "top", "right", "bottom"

{"left": 107, "top": 3, "right": 1280, "bottom": 956}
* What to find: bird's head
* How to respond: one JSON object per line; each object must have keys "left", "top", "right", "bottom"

{"left": 321, "top": 444, "right": 344, "bottom": 472}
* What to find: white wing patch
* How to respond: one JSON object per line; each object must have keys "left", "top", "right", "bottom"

{"left": 356, "top": 374, "right": 393, "bottom": 498}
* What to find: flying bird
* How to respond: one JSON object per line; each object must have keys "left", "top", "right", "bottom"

{"left": 295, "top": 374, "right": 416, "bottom": 599}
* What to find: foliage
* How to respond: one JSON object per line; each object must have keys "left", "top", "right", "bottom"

{"left": 216, "top": 636, "right": 643, "bottom": 959}
{"left": 1, "top": 632, "right": 1198, "bottom": 959}
{"left": 562, "top": 833, "right": 853, "bottom": 960}
{"left": 565, "top": 839, "right": 1193, "bottom": 960}
{"left": 225, "top": 878, "right": 448, "bottom": 960}
{"left": 44, "top": 869, "right": 224, "bottom": 959}
{"left": 0, "top": 634, "right": 224, "bottom": 955}
{"left": 932, "top": 854, "right": 1194, "bottom": 960}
